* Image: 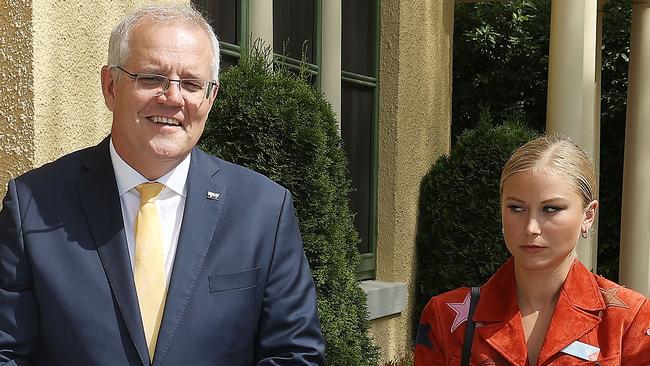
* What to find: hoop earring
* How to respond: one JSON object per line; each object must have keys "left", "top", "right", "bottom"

{"left": 581, "top": 230, "right": 589, "bottom": 239}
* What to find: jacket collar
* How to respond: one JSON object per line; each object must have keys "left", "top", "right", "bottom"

{"left": 473, "top": 258, "right": 605, "bottom": 365}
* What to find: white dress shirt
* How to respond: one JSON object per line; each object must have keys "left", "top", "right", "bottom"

{"left": 109, "top": 139, "right": 190, "bottom": 284}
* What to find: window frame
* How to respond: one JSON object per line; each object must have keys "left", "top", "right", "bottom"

{"left": 193, "top": 0, "right": 250, "bottom": 63}
{"left": 272, "top": 0, "right": 322, "bottom": 88}
{"left": 193, "top": 0, "right": 380, "bottom": 280}
{"left": 341, "top": 0, "right": 380, "bottom": 280}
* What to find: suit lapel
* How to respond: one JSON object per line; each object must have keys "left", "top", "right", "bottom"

{"left": 75, "top": 138, "right": 150, "bottom": 366}
{"left": 153, "top": 148, "right": 224, "bottom": 364}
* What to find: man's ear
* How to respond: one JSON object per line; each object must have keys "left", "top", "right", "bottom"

{"left": 208, "top": 81, "right": 219, "bottom": 103}
{"left": 101, "top": 66, "right": 117, "bottom": 111}
{"left": 583, "top": 200, "right": 599, "bottom": 231}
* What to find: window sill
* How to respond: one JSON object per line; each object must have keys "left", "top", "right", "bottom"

{"left": 360, "top": 280, "right": 407, "bottom": 320}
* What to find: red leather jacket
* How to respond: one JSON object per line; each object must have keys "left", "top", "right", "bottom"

{"left": 415, "top": 258, "right": 650, "bottom": 365}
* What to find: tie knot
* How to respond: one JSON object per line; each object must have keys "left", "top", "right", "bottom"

{"left": 136, "top": 182, "right": 165, "bottom": 204}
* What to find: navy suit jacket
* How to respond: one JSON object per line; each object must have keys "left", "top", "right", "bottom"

{"left": 0, "top": 138, "right": 325, "bottom": 365}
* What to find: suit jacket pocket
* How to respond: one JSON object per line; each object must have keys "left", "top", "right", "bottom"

{"left": 209, "top": 266, "right": 260, "bottom": 293}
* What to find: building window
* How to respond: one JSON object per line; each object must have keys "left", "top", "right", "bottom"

{"left": 273, "top": 0, "right": 321, "bottom": 86}
{"left": 194, "top": 0, "right": 379, "bottom": 279}
{"left": 342, "top": 0, "right": 379, "bottom": 280}
{"left": 193, "top": 0, "right": 248, "bottom": 70}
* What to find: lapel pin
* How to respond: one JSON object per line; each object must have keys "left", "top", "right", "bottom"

{"left": 206, "top": 191, "right": 220, "bottom": 200}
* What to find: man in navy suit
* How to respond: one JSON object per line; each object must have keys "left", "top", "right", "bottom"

{"left": 0, "top": 4, "right": 324, "bottom": 365}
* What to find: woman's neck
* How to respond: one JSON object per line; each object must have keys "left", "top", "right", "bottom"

{"left": 514, "top": 255, "right": 575, "bottom": 314}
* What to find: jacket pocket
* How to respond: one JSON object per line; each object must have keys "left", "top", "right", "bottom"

{"left": 208, "top": 266, "right": 260, "bottom": 293}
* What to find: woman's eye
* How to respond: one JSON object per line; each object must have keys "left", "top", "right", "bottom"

{"left": 543, "top": 206, "right": 561, "bottom": 213}
{"left": 507, "top": 205, "right": 524, "bottom": 213}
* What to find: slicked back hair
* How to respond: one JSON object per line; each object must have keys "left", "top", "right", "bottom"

{"left": 500, "top": 135, "right": 597, "bottom": 208}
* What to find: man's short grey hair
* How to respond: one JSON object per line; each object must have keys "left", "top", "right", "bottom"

{"left": 107, "top": 3, "right": 220, "bottom": 80}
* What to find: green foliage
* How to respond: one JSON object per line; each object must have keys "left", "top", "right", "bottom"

{"left": 452, "top": 0, "right": 632, "bottom": 281}
{"left": 597, "top": 0, "right": 632, "bottom": 280}
{"left": 415, "top": 116, "right": 536, "bottom": 317}
{"left": 199, "top": 46, "right": 379, "bottom": 365}
{"left": 452, "top": 0, "right": 551, "bottom": 141}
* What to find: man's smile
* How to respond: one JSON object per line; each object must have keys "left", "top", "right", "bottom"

{"left": 149, "top": 115, "right": 181, "bottom": 126}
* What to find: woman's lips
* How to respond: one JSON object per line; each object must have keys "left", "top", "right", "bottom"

{"left": 519, "top": 245, "right": 545, "bottom": 253}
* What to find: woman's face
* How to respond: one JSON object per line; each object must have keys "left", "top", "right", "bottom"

{"left": 501, "top": 169, "right": 597, "bottom": 273}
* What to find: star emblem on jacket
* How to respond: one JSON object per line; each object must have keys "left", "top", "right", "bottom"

{"left": 599, "top": 286, "right": 629, "bottom": 309}
{"left": 447, "top": 293, "right": 471, "bottom": 332}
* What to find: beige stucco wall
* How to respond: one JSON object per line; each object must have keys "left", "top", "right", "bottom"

{"left": 372, "top": 0, "right": 453, "bottom": 362}
{"left": 32, "top": 0, "right": 188, "bottom": 167}
{"left": 1, "top": 0, "right": 34, "bottom": 198}
{"left": 0, "top": 0, "right": 188, "bottom": 201}
{"left": 32, "top": 1, "right": 115, "bottom": 167}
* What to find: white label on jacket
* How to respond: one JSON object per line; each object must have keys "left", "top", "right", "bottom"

{"left": 561, "top": 340, "right": 600, "bottom": 361}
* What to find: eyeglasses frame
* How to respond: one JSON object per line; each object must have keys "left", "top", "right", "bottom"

{"left": 112, "top": 65, "right": 217, "bottom": 100}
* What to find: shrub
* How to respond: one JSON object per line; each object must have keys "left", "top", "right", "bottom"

{"left": 199, "top": 46, "right": 379, "bottom": 365}
{"left": 415, "top": 116, "right": 536, "bottom": 321}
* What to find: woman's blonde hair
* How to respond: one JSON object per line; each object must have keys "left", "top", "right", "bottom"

{"left": 500, "top": 135, "right": 597, "bottom": 207}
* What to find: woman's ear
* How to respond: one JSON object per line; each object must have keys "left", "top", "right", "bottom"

{"left": 583, "top": 200, "right": 599, "bottom": 231}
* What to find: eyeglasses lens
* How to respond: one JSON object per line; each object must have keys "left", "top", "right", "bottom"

{"left": 134, "top": 74, "right": 208, "bottom": 101}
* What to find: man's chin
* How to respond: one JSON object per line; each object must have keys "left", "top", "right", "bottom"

{"left": 149, "top": 142, "right": 192, "bottom": 162}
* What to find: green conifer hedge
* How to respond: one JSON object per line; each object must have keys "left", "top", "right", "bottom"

{"left": 199, "top": 47, "right": 379, "bottom": 366}
{"left": 415, "top": 118, "right": 536, "bottom": 319}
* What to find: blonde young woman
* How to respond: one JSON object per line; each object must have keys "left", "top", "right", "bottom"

{"left": 415, "top": 135, "right": 650, "bottom": 365}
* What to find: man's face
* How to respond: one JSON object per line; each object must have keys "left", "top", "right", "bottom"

{"left": 102, "top": 20, "right": 217, "bottom": 179}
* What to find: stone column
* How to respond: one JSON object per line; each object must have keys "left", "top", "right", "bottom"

{"left": 249, "top": 0, "right": 273, "bottom": 57}
{"left": 619, "top": 0, "right": 650, "bottom": 296}
{"left": 373, "top": 0, "right": 454, "bottom": 362}
{"left": 320, "top": 0, "right": 342, "bottom": 125}
{"left": 587, "top": 0, "right": 607, "bottom": 271}
{"left": 546, "top": 0, "right": 599, "bottom": 271}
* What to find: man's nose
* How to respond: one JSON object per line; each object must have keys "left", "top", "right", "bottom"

{"left": 159, "top": 80, "right": 185, "bottom": 105}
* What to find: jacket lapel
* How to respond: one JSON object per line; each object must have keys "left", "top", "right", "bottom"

{"left": 537, "top": 261, "right": 604, "bottom": 365}
{"left": 75, "top": 138, "right": 150, "bottom": 366}
{"left": 475, "top": 259, "right": 528, "bottom": 366}
{"left": 153, "top": 148, "right": 224, "bottom": 364}
{"left": 474, "top": 259, "right": 605, "bottom": 366}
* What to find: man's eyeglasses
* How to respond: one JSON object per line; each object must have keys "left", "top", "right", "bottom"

{"left": 113, "top": 66, "right": 217, "bottom": 101}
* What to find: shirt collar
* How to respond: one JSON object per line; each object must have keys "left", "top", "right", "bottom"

{"left": 109, "top": 138, "right": 190, "bottom": 197}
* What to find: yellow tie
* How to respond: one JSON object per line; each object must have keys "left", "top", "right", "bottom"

{"left": 134, "top": 182, "right": 166, "bottom": 358}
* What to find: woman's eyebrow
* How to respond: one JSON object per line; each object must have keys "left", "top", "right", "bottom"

{"left": 540, "top": 197, "right": 569, "bottom": 204}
